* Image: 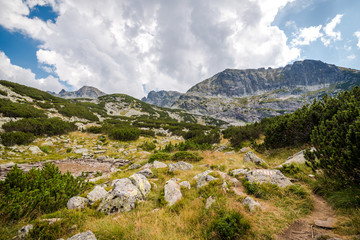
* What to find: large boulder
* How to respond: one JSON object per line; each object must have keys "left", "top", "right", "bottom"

{"left": 164, "top": 179, "right": 182, "bottom": 206}
{"left": 67, "top": 196, "right": 89, "bottom": 210}
{"left": 97, "top": 178, "right": 143, "bottom": 214}
{"left": 137, "top": 169, "right": 154, "bottom": 178}
{"left": 153, "top": 160, "right": 167, "bottom": 169}
{"left": 28, "top": 146, "right": 42, "bottom": 154}
{"left": 179, "top": 181, "right": 191, "bottom": 189}
{"left": 243, "top": 151, "right": 266, "bottom": 165}
{"left": 277, "top": 148, "right": 315, "bottom": 167}
{"left": 245, "top": 169, "right": 292, "bottom": 187}
{"left": 243, "top": 196, "right": 261, "bottom": 212}
{"left": 129, "top": 173, "right": 151, "bottom": 198}
{"left": 230, "top": 169, "right": 248, "bottom": 176}
{"left": 168, "top": 161, "right": 193, "bottom": 172}
{"left": 197, "top": 174, "right": 218, "bottom": 188}
{"left": 87, "top": 186, "right": 108, "bottom": 205}
{"left": 193, "top": 170, "right": 213, "bottom": 180}
{"left": 67, "top": 231, "right": 97, "bottom": 240}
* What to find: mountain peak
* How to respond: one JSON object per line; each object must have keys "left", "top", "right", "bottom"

{"left": 55, "top": 86, "right": 106, "bottom": 99}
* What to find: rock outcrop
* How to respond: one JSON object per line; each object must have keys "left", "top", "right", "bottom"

{"left": 87, "top": 186, "right": 108, "bottom": 205}
{"left": 67, "top": 231, "right": 97, "bottom": 240}
{"left": 67, "top": 196, "right": 89, "bottom": 210}
{"left": 245, "top": 169, "right": 292, "bottom": 187}
{"left": 141, "top": 90, "right": 183, "bottom": 108}
{"left": 54, "top": 86, "right": 106, "bottom": 99}
{"left": 243, "top": 151, "right": 266, "bottom": 165}
{"left": 243, "top": 196, "right": 261, "bottom": 212}
{"left": 164, "top": 179, "right": 182, "bottom": 206}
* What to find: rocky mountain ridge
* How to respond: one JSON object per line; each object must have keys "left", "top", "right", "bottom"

{"left": 52, "top": 86, "right": 107, "bottom": 99}
{"left": 142, "top": 60, "right": 360, "bottom": 124}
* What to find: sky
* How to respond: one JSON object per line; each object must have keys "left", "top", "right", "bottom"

{"left": 0, "top": 0, "right": 359, "bottom": 98}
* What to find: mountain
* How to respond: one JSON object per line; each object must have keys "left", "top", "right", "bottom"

{"left": 142, "top": 60, "right": 360, "bottom": 124}
{"left": 53, "top": 86, "right": 107, "bottom": 99}
{"left": 141, "top": 90, "right": 182, "bottom": 108}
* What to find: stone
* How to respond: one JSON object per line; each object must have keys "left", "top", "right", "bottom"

{"left": 153, "top": 160, "right": 167, "bottom": 169}
{"left": 179, "top": 181, "right": 191, "bottom": 189}
{"left": 18, "top": 224, "right": 33, "bottom": 240}
{"left": 216, "top": 171, "right": 230, "bottom": 180}
{"left": 314, "top": 217, "right": 337, "bottom": 229}
{"left": 73, "top": 148, "right": 88, "bottom": 154}
{"left": 239, "top": 147, "right": 251, "bottom": 153}
{"left": 206, "top": 196, "right": 216, "bottom": 209}
{"left": 128, "top": 163, "right": 141, "bottom": 170}
{"left": 87, "top": 186, "right": 108, "bottom": 205}
{"left": 277, "top": 148, "right": 315, "bottom": 167}
{"left": 243, "top": 151, "right": 266, "bottom": 165}
{"left": 193, "top": 170, "right": 213, "bottom": 180}
{"left": 197, "top": 174, "right": 218, "bottom": 188}
{"left": 231, "top": 187, "right": 245, "bottom": 196}
{"left": 28, "top": 146, "right": 42, "bottom": 154}
{"left": 67, "top": 196, "right": 89, "bottom": 210}
{"left": 230, "top": 168, "right": 248, "bottom": 176}
{"left": 97, "top": 178, "right": 143, "bottom": 214}
{"left": 229, "top": 178, "right": 241, "bottom": 187}
{"left": 225, "top": 150, "right": 235, "bottom": 154}
{"left": 137, "top": 169, "right": 154, "bottom": 178}
{"left": 141, "top": 163, "right": 154, "bottom": 170}
{"left": 129, "top": 173, "right": 151, "bottom": 198}
{"left": 243, "top": 196, "right": 261, "bottom": 212}
{"left": 168, "top": 161, "right": 193, "bottom": 172}
{"left": 245, "top": 169, "right": 292, "bottom": 187}
{"left": 164, "top": 179, "right": 182, "bottom": 206}
{"left": 94, "top": 150, "right": 106, "bottom": 154}
{"left": 42, "top": 141, "right": 54, "bottom": 146}
{"left": 67, "top": 230, "right": 97, "bottom": 240}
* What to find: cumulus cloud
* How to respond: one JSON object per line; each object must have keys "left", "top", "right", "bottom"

{"left": 0, "top": 51, "right": 65, "bottom": 92}
{"left": 321, "top": 14, "right": 343, "bottom": 46}
{"left": 0, "top": 0, "right": 299, "bottom": 98}
{"left": 291, "top": 25, "right": 323, "bottom": 46}
{"left": 355, "top": 31, "right": 360, "bottom": 48}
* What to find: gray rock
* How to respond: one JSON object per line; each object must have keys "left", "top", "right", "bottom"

{"left": 243, "top": 196, "right": 261, "bottom": 212}
{"left": 18, "top": 224, "right": 33, "bottom": 240}
{"left": 314, "top": 217, "right": 336, "bottom": 229}
{"left": 153, "top": 160, "right": 167, "bottom": 169}
{"left": 137, "top": 168, "right": 154, "bottom": 178}
{"left": 141, "top": 90, "right": 183, "bottom": 108}
{"left": 179, "top": 181, "right": 191, "bottom": 189}
{"left": 140, "top": 163, "right": 154, "bottom": 170}
{"left": 239, "top": 147, "right": 251, "bottom": 153}
{"left": 128, "top": 163, "right": 141, "bottom": 170}
{"left": 229, "top": 178, "right": 241, "bottom": 187}
{"left": 129, "top": 173, "right": 151, "bottom": 198}
{"left": 168, "top": 161, "right": 193, "bottom": 172}
{"left": 67, "top": 230, "right": 97, "bottom": 240}
{"left": 73, "top": 148, "right": 88, "bottom": 154}
{"left": 197, "top": 174, "right": 218, "bottom": 188}
{"left": 205, "top": 196, "right": 216, "bottom": 209}
{"left": 243, "top": 151, "right": 266, "bottom": 165}
{"left": 278, "top": 148, "right": 315, "bottom": 167}
{"left": 245, "top": 169, "right": 292, "bottom": 187}
{"left": 230, "top": 168, "right": 248, "bottom": 176}
{"left": 97, "top": 178, "right": 143, "bottom": 214}
{"left": 216, "top": 171, "right": 230, "bottom": 180}
{"left": 164, "top": 179, "right": 182, "bottom": 206}
{"left": 193, "top": 170, "right": 213, "bottom": 180}
{"left": 28, "top": 146, "right": 42, "bottom": 154}
{"left": 87, "top": 186, "right": 108, "bottom": 205}
{"left": 67, "top": 196, "right": 89, "bottom": 210}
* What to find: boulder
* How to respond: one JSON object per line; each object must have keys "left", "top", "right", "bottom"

{"left": 206, "top": 196, "right": 216, "bottom": 209}
{"left": 73, "top": 148, "right": 88, "bottom": 154}
{"left": 67, "top": 196, "right": 89, "bottom": 210}
{"left": 216, "top": 171, "right": 230, "bottom": 180}
{"left": 129, "top": 173, "right": 151, "bottom": 198}
{"left": 243, "top": 196, "right": 261, "bottom": 212}
{"left": 243, "top": 151, "right": 266, "bottom": 165}
{"left": 140, "top": 163, "right": 154, "bottom": 170}
{"left": 229, "top": 178, "right": 241, "bottom": 187}
{"left": 137, "top": 169, "right": 154, "bottom": 178}
{"left": 277, "top": 148, "right": 315, "bottom": 167}
{"left": 168, "top": 161, "right": 193, "bottom": 172}
{"left": 18, "top": 224, "right": 33, "bottom": 240}
{"left": 314, "top": 217, "right": 336, "bottom": 229}
{"left": 193, "top": 170, "right": 213, "bottom": 180}
{"left": 179, "top": 181, "right": 191, "bottom": 189}
{"left": 87, "top": 186, "right": 108, "bottom": 205}
{"left": 67, "top": 231, "right": 97, "bottom": 240}
{"left": 164, "top": 179, "right": 182, "bottom": 206}
{"left": 97, "top": 178, "right": 143, "bottom": 214}
{"left": 28, "top": 146, "right": 42, "bottom": 154}
{"left": 128, "top": 163, "right": 141, "bottom": 170}
{"left": 230, "top": 169, "right": 248, "bottom": 176}
{"left": 153, "top": 160, "right": 167, "bottom": 169}
{"left": 239, "top": 147, "right": 251, "bottom": 153}
{"left": 245, "top": 169, "right": 292, "bottom": 187}
{"left": 197, "top": 174, "right": 218, "bottom": 188}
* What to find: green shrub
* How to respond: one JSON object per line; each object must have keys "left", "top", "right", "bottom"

{"left": 3, "top": 118, "right": 76, "bottom": 136}
{"left": 0, "top": 99, "right": 46, "bottom": 118}
{"left": 40, "top": 146, "right": 50, "bottom": 154}
{"left": 280, "top": 163, "right": 301, "bottom": 175}
{"left": 206, "top": 210, "right": 251, "bottom": 240}
{"left": 140, "top": 129, "right": 155, "bottom": 137}
{"left": 148, "top": 152, "right": 171, "bottom": 163}
{"left": 139, "top": 141, "right": 156, "bottom": 151}
{"left": 0, "top": 89, "right": 7, "bottom": 96}
{"left": 0, "top": 131, "right": 35, "bottom": 146}
{"left": 55, "top": 102, "right": 98, "bottom": 121}
{"left": 241, "top": 179, "right": 280, "bottom": 199}
{"left": 109, "top": 128, "right": 140, "bottom": 141}
{"left": 0, "top": 163, "right": 89, "bottom": 221}
{"left": 172, "top": 151, "right": 203, "bottom": 162}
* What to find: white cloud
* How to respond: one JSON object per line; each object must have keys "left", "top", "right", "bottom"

{"left": 321, "top": 14, "right": 343, "bottom": 46}
{"left": 347, "top": 54, "right": 356, "bottom": 60}
{"left": 355, "top": 31, "right": 360, "bottom": 48}
{"left": 0, "top": 51, "right": 65, "bottom": 92}
{"left": 291, "top": 25, "right": 323, "bottom": 46}
{"left": 0, "top": 0, "right": 299, "bottom": 98}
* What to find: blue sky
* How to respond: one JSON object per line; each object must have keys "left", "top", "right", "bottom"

{"left": 0, "top": 0, "right": 359, "bottom": 97}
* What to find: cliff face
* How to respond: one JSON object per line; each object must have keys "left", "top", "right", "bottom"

{"left": 142, "top": 60, "right": 360, "bottom": 125}
{"left": 141, "top": 90, "right": 182, "bottom": 108}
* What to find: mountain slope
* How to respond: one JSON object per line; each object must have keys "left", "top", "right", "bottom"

{"left": 53, "top": 86, "right": 107, "bottom": 99}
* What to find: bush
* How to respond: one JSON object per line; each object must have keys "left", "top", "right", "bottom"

{"left": 172, "top": 151, "right": 203, "bottom": 162}
{"left": 0, "top": 163, "right": 89, "bottom": 221}
{"left": 207, "top": 210, "right": 251, "bottom": 240}
{"left": 139, "top": 141, "right": 156, "bottom": 151}
{"left": 148, "top": 152, "right": 171, "bottom": 163}
{"left": 56, "top": 102, "right": 98, "bottom": 121}
{"left": 109, "top": 128, "right": 140, "bottom": 141}
{"left": 3, "top": 118, "right": 76, "bottom": 136}
{"left": 0, "top": 99, "right": 46, "bottom": 118}
{"left": 0, "top": 131, "right": 35, "bottom": 146}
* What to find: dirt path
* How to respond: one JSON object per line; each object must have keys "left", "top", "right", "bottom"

{"left": 277, "top": 193, "right": 344, "bottom": 240}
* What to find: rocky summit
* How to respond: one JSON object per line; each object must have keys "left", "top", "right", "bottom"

{"left": 142, "top": 59, "right": 360, "bottom": 124}
{"left": 53, "top": 86, "right": 107, "bottom": 99}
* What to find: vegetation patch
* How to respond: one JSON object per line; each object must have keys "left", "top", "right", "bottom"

{"left": 172, "top": 151, "right": 203, "bottom": 162}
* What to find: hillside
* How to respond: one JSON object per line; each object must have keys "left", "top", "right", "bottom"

{"left": 142, "top": 60, "right": 360, "bottom": 124}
